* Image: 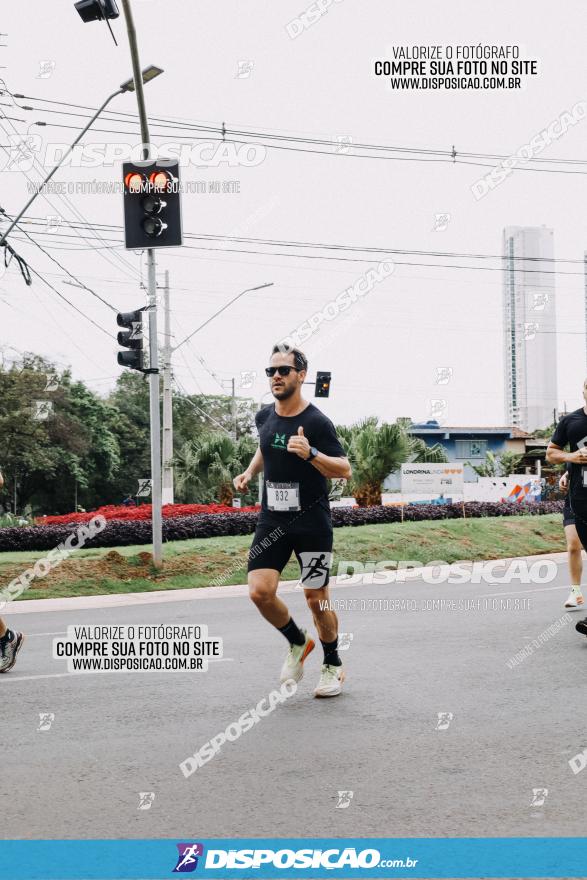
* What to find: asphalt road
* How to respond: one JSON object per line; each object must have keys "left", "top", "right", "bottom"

{"left": 3, "top": 554, "right": 587, "bottom": 842}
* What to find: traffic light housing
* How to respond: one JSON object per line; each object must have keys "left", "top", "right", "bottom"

{"left": 315, "top": 371, "right": 332, "bottom": 398}
{"left": 117, "top": 309, "right": 146, "bottom": 372}
{"left": 123, "top": 161, "right": 183, "bottom": 249}
{"left": 74, "top": 0, "right": 119, "bottom": 22}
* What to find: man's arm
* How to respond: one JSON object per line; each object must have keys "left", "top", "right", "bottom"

{"left": 546, "top": 442, "right": 587, "bottom": 465}
{"left": 287, "top": 426, "right": 352, "bottom": 479}
{"left": 233, "top": 447, "right": 264, "bottom": 493}
{"left": 246, "top": 447, "right": 264, "bottom": 478}
{"left": 309, "top": 453, "right": 352, "bottom": 480}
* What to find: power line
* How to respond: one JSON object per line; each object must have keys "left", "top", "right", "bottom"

{"left": 14, "top": 216, "right": 587, "bottom": 275}
{"left": 182, "top": 339, "right": 224, "bottom": 392}
{"left": 25, "top": 260, "right": 114, "bottom": 339}
{"left": 9, "top": 227, "right": 586, "bottom": 277}
{"left": 0, "top": 210, "right": 118, "bottom": 312}
{"left": 173, "top": 375, "right": 232, "bottom": 435}
{"left": 25, "top": 116, "right": 587, "bottom": 174}
{"left": 13, "top": 91, "right": 587, "bottom": 172}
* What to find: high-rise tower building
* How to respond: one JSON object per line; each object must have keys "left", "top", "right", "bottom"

{"left": 503, "top": 226, "right": 557, "bottom": 431}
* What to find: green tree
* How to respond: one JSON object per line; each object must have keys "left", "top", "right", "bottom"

{"left": 0, "top": 356, "right": 259, "bottom": 514}
{"left": 174, "top": 432, "right": 257, "bottom": 505}
{"left": 469, "top": 449, "right": 523, "bottom": 478}
{"left": 337, "top": 417, "right": 448, "bottom": 507}
{"left": 0, "top": 357, "right": 120, "bottom": 514}
{"left": 103, "top": 372, "right": 151, "bottom": 503}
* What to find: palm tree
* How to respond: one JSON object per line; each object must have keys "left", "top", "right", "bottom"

{"left": 469, "top": 449, "right": 523, "bottom": 478}
{"left": 174, "top": 432, "right": 257, "bottom": 505}
{"left": 337, "top": 417, "right": 448, "bottom": 507}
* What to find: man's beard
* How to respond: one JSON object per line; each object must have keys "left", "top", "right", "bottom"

{"left": 272, "top": 383, "right": 295, "bottom": 400}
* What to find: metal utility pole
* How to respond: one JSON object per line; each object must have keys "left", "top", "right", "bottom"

{"left": 231, "top": 378, "right": 237, "bottom": 441}
{"left": 162, "top": 270, "right": 174, "bottom": 505}
{"left": 119, "top": 0, "right": 162, "bottom": 565}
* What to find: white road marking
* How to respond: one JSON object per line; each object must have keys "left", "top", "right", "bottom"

{"left": 26, "top": 631, "right": 67, "bottom": 637}
{"left": 478, "top": 586, "right": 569, "bottom": 598}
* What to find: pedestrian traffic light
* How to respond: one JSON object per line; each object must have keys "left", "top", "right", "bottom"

{"left": 123, "top": 161, "right": 183, "bottom": 249}
{"left": 117, "top": 309, "right": 146, "bottom": 372}
{"left": 315, "top": 371, "right": 332, "bottom": 398}
{"left": 74, "top": 0, "right": 119, "bottom": 22}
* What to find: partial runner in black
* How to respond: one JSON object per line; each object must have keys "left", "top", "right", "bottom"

{"left": 233, "top": 344, "right": 352, "bottom": 697}
{"left": 559, "top": 464, "right": 584, "bottom": 611}
{"left": 547, "top": 391, "right": 587, "bottom": 629}
{"left": 0, "top": 470, "right": 24, "bottom": 673}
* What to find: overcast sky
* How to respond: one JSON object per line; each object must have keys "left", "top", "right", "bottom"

{"left": 1, "top": 0, "right": 587, "bottom": 428}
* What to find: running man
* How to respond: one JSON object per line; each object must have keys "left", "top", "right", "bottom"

{"left": 233, "top": 345, "right": 352, "bottom": 697}
{"left": 559, "top": 465, "right": 584, "bottom": 609}
{"left": 0, "top": 469, "right": 24, "bottom": 673}
{"left": 546, "top": 384, "right": 587, "bottom": 634}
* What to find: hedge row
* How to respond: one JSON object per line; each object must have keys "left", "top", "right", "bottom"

{"left": 0, "top": 500, "right": 565, "bottom": 553}
{"left": 36, "top": 502, "right": 259, "bottom": 526}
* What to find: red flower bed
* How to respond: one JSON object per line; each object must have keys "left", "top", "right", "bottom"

{"left": 36, "top": 502, "right": 259, "bottom": 526}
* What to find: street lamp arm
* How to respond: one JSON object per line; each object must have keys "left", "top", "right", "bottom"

{"left": 172, "top": 282, "right": 274, "bottom": 353}
{"left": 0, "top": 87, "right": 124, "bottom": 248}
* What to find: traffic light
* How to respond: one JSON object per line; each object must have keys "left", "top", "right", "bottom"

{"left": 74, "top": 0, "right": 119, "bottom": 22}
{"left": 123, "top": 161, "right": 183, "bottom": 249}
{"left": 315, "top": 371, "right": 332, "bottom": 398}
{"left": 117, "top": 309, "right": 146, "bottom": 372}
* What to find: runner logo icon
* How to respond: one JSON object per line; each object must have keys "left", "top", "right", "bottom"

{"left": 271, "top": 432, "right": 287, "bottom": 450}
{"left": 173, "top": 843, "right": 204, "bottom": 873}
{"left": 298, "top": 551, "right": 332, "bottom": 589}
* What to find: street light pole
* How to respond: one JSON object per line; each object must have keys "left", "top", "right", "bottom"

{"left": 231, "top": 377, "right": 237, "bottom": 441}
{"left": 119, "top": 0, "right": 163, "bottom": 565}
{"left": 162, "top": 270, "right": 174, "bottom": 505}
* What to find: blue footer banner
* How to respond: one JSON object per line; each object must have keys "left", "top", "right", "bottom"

{"left": 1, "top": 838, "right": 587, "bottom": 879}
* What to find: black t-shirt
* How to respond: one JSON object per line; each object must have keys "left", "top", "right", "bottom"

{"left": 551, "top": 407, "right": 587, "bottom": 504}
{"left": 255, "top": 402, "right": 346, "bottom": 533}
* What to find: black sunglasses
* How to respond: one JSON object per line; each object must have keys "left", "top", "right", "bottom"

{"left": 265, "top": 366, "right": 302, "bottom": 377}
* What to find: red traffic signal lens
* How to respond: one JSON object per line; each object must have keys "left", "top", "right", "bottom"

{"left": 149, "top": 170, "right": 171, "bottom": 192}
{"left": 125, "top": 172, "right": 145, "bottom": 193}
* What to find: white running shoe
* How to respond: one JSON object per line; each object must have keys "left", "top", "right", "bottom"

{"left": 280, "top": 630, "right": 315, "bottom": 684}
{"left": 314, "top": 663, "right": 345, "bottom": 698}
{"left": 564, "top": 590, "right": 584, "bottom": 610}
{"left": 0, "top": 631, "right": 24, "bottom": 673}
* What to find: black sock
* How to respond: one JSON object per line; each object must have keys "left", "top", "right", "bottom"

{"left": 278, "top": 618, "right": 305, "bottom": 646}
{"left": 0, "top": 629, "right": 13, "bottom": 644}
{"left": 321, "top": 637, "right": 341, "bottom": 667}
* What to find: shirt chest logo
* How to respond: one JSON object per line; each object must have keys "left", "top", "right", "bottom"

{"left": 270, "top": 432, "right": 287, "bottom": 450}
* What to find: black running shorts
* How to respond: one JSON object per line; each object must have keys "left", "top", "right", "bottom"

{"left": 569, "top": 497, "right": 587, "bottom": 550}
{"left": 247, "top": 527, "right": 334, "bottom": 588}
{"left": 563, "top": 496, "right": 576, "bottom": 528}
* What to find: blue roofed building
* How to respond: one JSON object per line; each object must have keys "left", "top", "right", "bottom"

{"left": 383, "top": 420, "right": 543, "bottom": 490}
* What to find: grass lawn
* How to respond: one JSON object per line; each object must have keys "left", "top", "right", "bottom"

{"left": 0, "top": 514, "right": 567, "bottom": 602}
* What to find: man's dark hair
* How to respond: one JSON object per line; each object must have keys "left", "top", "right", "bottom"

{"left": 271, "top": 344, "right": 308, "bottom": 373}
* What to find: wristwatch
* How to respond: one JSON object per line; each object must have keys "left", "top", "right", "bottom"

{"left": 306, "top": 446, "right": 318, "bottom": 462}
